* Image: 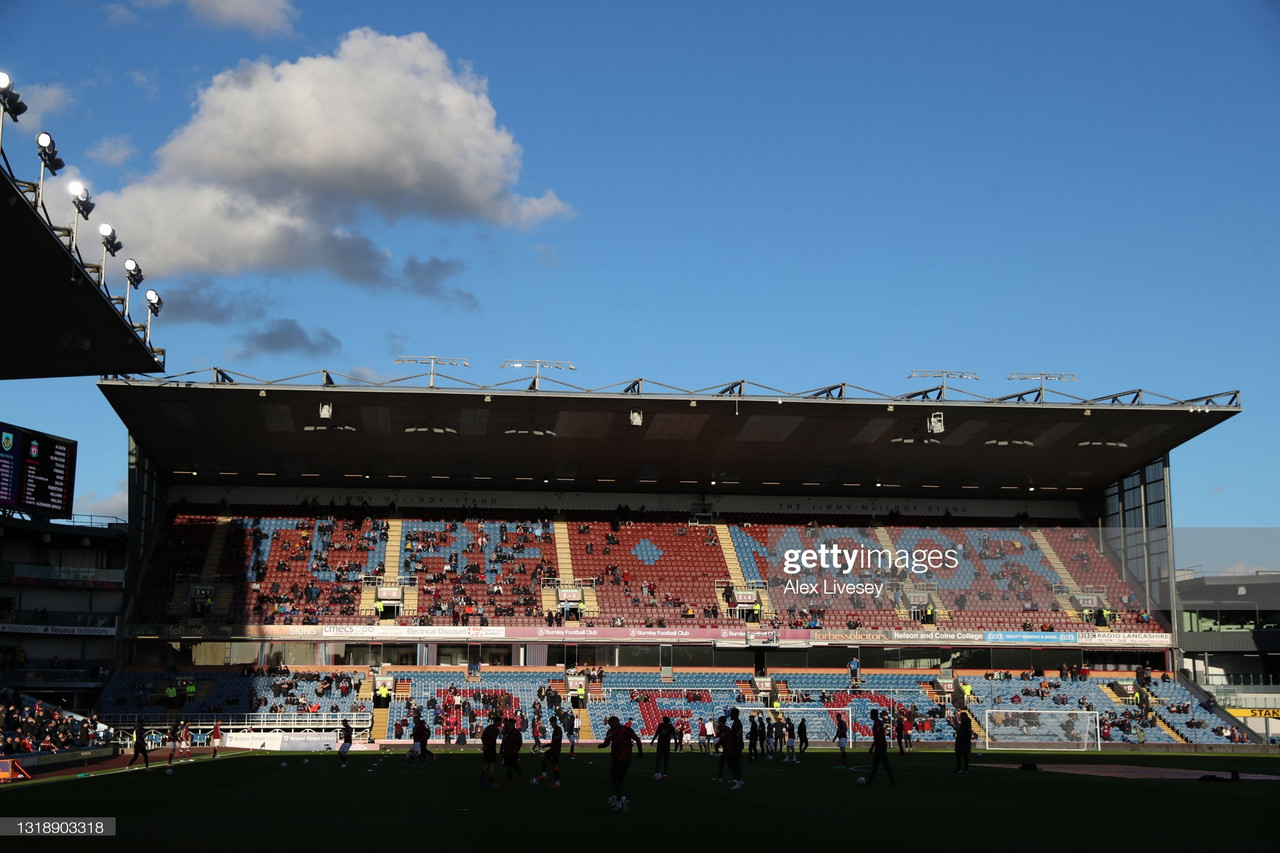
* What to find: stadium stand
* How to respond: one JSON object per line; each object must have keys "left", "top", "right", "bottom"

{"left": 565, "top": 516, "right": 745, "bottom": 628}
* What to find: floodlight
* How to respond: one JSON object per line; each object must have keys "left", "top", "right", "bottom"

{"left": 37, "top": 131, "right": 64, "bottom": 174}
{"left": 0, "top": 71, "right": 28, "bottom": 137}
{"left": 99, "top": 223, "right": 123, "bottom": 256}
{"left": 145, "top": 288, "right": 162, "bottom": 315}
{"left": 68, "top": 181, "right": 95, "bottom": 219}
{"left": 124, "top": 258, "right": 144, "bottom": 288}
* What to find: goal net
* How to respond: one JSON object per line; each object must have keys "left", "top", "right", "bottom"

{"left": 982, "top": 708, "right": 1100, "bottom": 751}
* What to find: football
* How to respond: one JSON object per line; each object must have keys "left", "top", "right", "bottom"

{"left": 165, "top": 768, "right": 173, "bottom": 775}
{"left": 280, "top": 761, "right": 288, "bottom": 768}
{"left": 530, "top": 778, "right": 540, "bottom": 786}
{"left": 652, "top": 772, "right": 661, "bottom": 780}
{"left": 303, "top": 759, "right": 310, "bottom": 765}
{"left": 856, "top": 776, "right": 867, "bottom": 785}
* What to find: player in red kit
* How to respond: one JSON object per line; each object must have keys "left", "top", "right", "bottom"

{"left": 650, "top": 715, "right": 676, "bottom": 779}
{"left": 599, "top": 715, "right": 642, "bottom": 812}
{"left": 210, "top": 719, "right": 222, "bottom": 759}
{"left": 539, "top": 714, "right": 563, "bottom": 787}
{"left": 479, "top": 715, "right": 502, "bottom": 786}
{"left": 501, "top": 717, "right": 524, "bottom": 786}
{"left": 833, "top": 713, "right": 850, "bottom": 768}
{"left": 865, "top": 708, "right": 896, "bottom": 786}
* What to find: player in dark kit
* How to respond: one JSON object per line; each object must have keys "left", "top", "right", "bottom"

{"left": 833, "top": 713, "right": 850, "bottom": 768}
{"left": 865, "top": 709, "right": 896, "bottom": 786}
{"left": 539, "top": 714, "right": 563, "bottom": 787}
{"left": 166, "top": 721, "right": 181, "bottom": 767}
{"left": 954, "top": 711, "right": 974, "bottom": 773}
{"left": 650, "top": 715, "right": 676, "bottom": 779}
{"left": 747, "top": 712, "right": 761, "bottom": 762}
{"left": 501, "top": 718, "right": 524, "bottom": 786}
{"left": 406, "top": 716, "right": 434, "bottom": 767}
{"left": 797, "top": 717, "right": 809, "bottom": 755}
{"left": 479, "top": 716, "right": 502, "bottom": 786}
{"left": 338, "top": 719, "right": 353, "bottom": 768}
{"left": 127, "top": 719, "right": 150, "bottom": 770}
{"left": 723, "top": 708, "right": 745, "bottom": 789}
{"left": 599, "top": 715, "right": 643, "bottom": 812}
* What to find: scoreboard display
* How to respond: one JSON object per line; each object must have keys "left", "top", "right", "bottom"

{"left": 0, "top": 421, "right": 77, "bottom": 518}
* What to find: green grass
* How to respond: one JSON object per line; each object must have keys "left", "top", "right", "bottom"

{"left": 3, "top": 747, "right": 1278, "bottom": 842}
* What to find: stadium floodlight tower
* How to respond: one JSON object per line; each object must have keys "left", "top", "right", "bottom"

{"left": 98, "top": 223, "right": 123, "bottom": 297}
{"left": 122, "top": 258, "right": 145, "bottom": 320}
{"left": 66, "top": 180, "right": 95, "bottom": 251}
{"left": 35, "top": 131, "right": 65, "bottom": 208}
{"left": 393, "top": 355, "right": 470, "bottom": 388}
{"left": 143, "top": 288, "right": 162, "bottom": 345}
{"left": 0, "top": 71, "right": 29, "bottom": 152}
{"left": 907, "top": 370, "right": 980, "bottom": 401}
{"left": 500, "top": 358, "right": 576, "bottom": 391}
{"left": 1007, "top": 372, "right": 1078, "bottom": 403}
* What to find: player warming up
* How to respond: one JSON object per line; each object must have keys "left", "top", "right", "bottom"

{"left": 954, "top": 711, "right": 974, "bottom": 774}
{"left": 166, "top": 720, "right": 180, "bottom": 768}
{"left": 724, "top": 708, "right": 745, "bottom": 789}
{"left": 599, "top": 715, "right": 642, "bottom": 812}
{"left": 833, "top": 713, "right": 850, "bottom": 768}
{"left": 338, "top": 718, "right": 353, "bottom": 768}
{"left": 501, "top": 717, "right": 524, "bottom": 786}
{"left": 127, "top": 719, "right": 150, "bottom": 770}
{"left": 650, "top": 715, "right": 676, "bottom": 780}
{"left": 539, "top": 714, "right": 563, "bottom": 787}
{"left": 479, "top": 715, "right": 502, "bottom": 786}
{"left": 865, "top": 709, "right": 896, "bottom": 786}
{"left": 407, "top": 715, "right": 435, "bottom": 767}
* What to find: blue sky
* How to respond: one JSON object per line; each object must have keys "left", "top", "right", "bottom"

{"left": 1, "top": 0, "right": 1276, "bottom": 529}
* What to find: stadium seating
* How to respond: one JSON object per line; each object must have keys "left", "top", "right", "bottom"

{"left": 565, "top": 518, "right": 743, "bottom": 628}
{"left": 401, "top": 518, "right": 554, "bottom": 627}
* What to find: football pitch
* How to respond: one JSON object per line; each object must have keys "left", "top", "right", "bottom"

{"left": 3, "top": 747, "right": 1277, "bottom": 842}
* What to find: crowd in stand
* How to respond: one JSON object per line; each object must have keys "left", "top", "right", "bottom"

{"left": 1, "top": 691, "right": 110, "bottom": 758}
{"left": 405, "top": 521, "right": 554, "bottom": 625}
{"left": 249, "top": 667, "right": 367, "bottom": 715}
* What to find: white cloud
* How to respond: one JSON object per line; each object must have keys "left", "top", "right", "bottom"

{"left": 17, "top": 83, "right": 75, "bottom": 132}
{"left": 76, "top": 487, "right": 128, "bottom": 519}
{"left": 87, "top": 134, "right": 137, "bottom": 167}
{"left": 122, "top": 0, "right": 298, "bottom": 37}
{"left": 105, "top": 3, "right": 140, "bottom": 25}
{"left": 98, "top": 29, "right": 569, "bottom": 295}
{"left": 187, "top": 0, "right": 299, "bottom": 37}
{"left": 535, "top": 243, "right": 559, "bottom": 268}
{"left": 127, "top": 70, "right": 161, "bottom": 100}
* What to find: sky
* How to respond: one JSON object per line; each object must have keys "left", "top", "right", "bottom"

{"left": 0, "top": 0, "right": 1277, "bottom": 533}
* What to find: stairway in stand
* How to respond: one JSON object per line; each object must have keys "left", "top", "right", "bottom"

{"left": 574, "top": 708, "right": 594, "bottom": 741}
{"left": 553, "top": 521, "right": 574, "bottom": 583}
{"left": 716, "top": 523, "right": 773, "bottom": 620}
{"left": 372, "top": 707, "right": 390, "bottom": 740}
{"left": 874, "top": 526, "right": 948, "bottom": 625}
{"left": 1029, "top": 529, "right": 1087, "bottom": 615}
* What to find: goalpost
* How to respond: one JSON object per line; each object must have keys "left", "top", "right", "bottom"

{"left": 982, "top": 708, "right": 1100, "bottom": 751}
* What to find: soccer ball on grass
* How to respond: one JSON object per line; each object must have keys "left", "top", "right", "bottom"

{"left": 856, "top": 776, "right": 867, "bottom": 785}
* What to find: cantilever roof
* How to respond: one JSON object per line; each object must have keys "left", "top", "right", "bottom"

{"left": 0, "top": 166, "right": 163, "bottom": 380}
{"left": 98, "top": 369, "right": 1240, "bottom": 500}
